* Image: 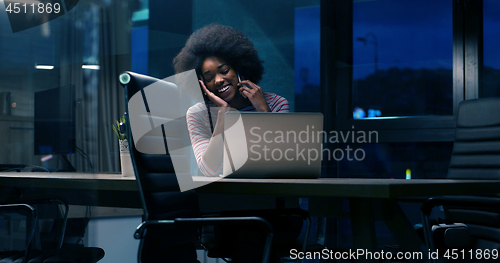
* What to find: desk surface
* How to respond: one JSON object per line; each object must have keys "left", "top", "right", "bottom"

{"left": 0, "top": 173, "right": 136, "bottom": 191}
{"left": 197, "top": 177, "right": 500, "bottom": 198}
{"left": 2, "top": 172, "right": 498, "bottom": 261}
{"left": 1, "top": 172, "right": 499, "bottom": 199}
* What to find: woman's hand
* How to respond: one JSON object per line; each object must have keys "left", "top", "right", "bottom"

{"left": 238, "top": 80, "right": 270, "bottom": 112}
{"left": 199, "top": 79, "right": 229, "bottom": 108}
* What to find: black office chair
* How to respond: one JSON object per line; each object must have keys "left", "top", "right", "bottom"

{"left": 0, "top": 199, "right": 104, "bottom": 263}
{"left": 120, "top": 71, "right": 278, "bottom": 263}
{"left": 420, "top": 97, "right": 500, "bottom": 263}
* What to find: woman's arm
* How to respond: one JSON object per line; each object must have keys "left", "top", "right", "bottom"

{"left": 188, "top": 80, "right": 232, "bottom": 176}
{"left": 186, "top": 102, "right": 233, "bottom": 177}
{"left": 199, "top": 106, "right": 230, "bottom": 176}
{"left": 186, "top": 104, "right": 220, "bottom": 176}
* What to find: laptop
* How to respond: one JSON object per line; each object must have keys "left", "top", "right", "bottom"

{"left": 221, "top": 112, "right": 323, "bottom": 179}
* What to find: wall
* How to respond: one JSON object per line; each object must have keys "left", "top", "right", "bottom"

{"left": 86, "top": 216, "right": 141, "bottom": 263}
{"left": 86, "top": 216, "right": 220, "bottom": 263}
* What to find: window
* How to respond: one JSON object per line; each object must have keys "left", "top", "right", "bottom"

{"left": 0, "top": 0, "right": 322, "bottom": 172}
{"left": 352, "top": 0, "right": 453, "bottom": 118}
{"left": 327, "top": 0, "right": 477, "bottom": 143}
{"left": 483, "top": 0, "right": 500, "bottom": 97}
{"left": 0, "top": 0, "right": 491, "bottom": 172}
{"left": 0, "top": 1, "right": 123, "bottom": 172}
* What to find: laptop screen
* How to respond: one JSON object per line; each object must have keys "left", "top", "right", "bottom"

{"left": 222, "top": 112, "right": 324, "bottom": 179}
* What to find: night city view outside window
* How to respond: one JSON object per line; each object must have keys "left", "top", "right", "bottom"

{"left": 352, "top": 0, "right": 453, "bottom": 119}
{"left": 483, "top": 0, "right": 500, "bottom": 98}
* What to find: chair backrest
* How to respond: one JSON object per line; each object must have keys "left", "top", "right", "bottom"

{"left": 448, "top": 97, "right": 500, "bottom": 180}
{"left": 445, "top": 97, "right": 500, "bottom": 250}
{"left": 120, "top": 71, "right": 199, "bottom": 221}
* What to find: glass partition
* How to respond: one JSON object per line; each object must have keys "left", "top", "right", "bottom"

{"left": 483, "top": 0, "right": 500, "bottom": 98}
{"left": 0, "top": 0, "right": 321, "bottom": 172}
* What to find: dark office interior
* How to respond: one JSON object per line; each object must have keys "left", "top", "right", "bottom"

{"left": 1, "top": 0, "right": 500, "bottom": 262}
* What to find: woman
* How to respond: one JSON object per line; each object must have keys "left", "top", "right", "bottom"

{"left": 173, "top": 24, "right": 301, "bottom": 263}
{"left": 174, "top": 23, "right": 289, "bottom": 177}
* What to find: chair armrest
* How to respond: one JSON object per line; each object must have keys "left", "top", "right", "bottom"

{"left": 0, "top": 203, "right": 37, "bottom": 217}
{"left": 396, "top": 196, "right": 430, "bottom": 203}
{"left": 216, "top": 208, "right": 309, "bottom": 221}
{"left": 213, "top": 208, "right": 311, "bottom": 259}
{"left": 421, "top": 196, "right": 500, "bottom": 216}
{"left": 420, "top": 196, "right": 500, "bottom": 263}
{"left": 10, "top": 198, "right": 69, "bottom": 249}
{"left": 134, "top": 216, "right": 273, "bottom": 239}
{"left": 0, "top": 204, "right": 38, "bottom": 263}
{"left": 256, "top": 208, "right": 309, "bottom": 219}
{"left": 134, "top": 216, "right": 273, "bottom": 263}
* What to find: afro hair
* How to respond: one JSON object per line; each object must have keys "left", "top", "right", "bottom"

{"left": 173, "top": 23, "right": 264, "bottom": 84}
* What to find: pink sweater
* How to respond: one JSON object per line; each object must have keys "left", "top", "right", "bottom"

{"left": 186, "top": 92, "right": 289, "bottom": 176}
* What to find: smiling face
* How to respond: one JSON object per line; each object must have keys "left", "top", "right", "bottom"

{"left": 201, "top": 56, "right": 240, "bottom": 103}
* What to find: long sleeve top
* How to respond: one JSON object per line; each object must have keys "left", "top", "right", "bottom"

{"left": 186, "top": 92, "right": 289, "bottom": 176}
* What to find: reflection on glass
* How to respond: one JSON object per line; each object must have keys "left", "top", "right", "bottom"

{"left": 338, "top": 142, "right": 453, "bottom": 179}
{"left": 483, "top": 0, "right": 500, "bottom": 98}
{"left": 0, "top": 2, "right": 103, "bottom": 172}
{"left": 352, "top": 0, "right": 453, "bottom": 118}
{"left": 294, "top": 5, "right": 320, "bottom": 112}
{"left": 0, "top": 0, "right": 321, "bottom": 171}
{"left": 192, "top": 0, "right": 320, "bottom": 112}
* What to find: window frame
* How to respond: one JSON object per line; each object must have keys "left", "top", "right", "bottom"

{"left": 321, "top": 0, "right": 483, "bottom": 143}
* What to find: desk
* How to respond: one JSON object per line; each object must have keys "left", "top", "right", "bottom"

{"left": 1, "top": 173, "right": 500, "bottom": 262}
{"left": 196, "top": 177, "right": 500, "bottom": 262}
{"left": 0, "top": 173, "right": 140, "bottom": 208}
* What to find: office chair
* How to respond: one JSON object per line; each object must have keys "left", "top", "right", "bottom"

{"left": 420, "top": 97, "right": 500, "bottom": 263}
{"left": 120, "top": 71, "right": 277, "bottom": 263}
{"left": 0, "top": 199, "right": 105, "bottom": 263}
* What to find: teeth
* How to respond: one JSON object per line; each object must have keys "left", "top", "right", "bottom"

{"left": 218, "top": 85, "right": 230, "bottom": 93}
